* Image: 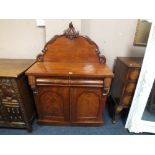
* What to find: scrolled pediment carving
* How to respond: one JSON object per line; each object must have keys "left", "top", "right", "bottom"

{"left": 36, "top": 22, "right": 106, "bottom": 64}
{"left": 99, "top": 55, "right": 106, "bottom": 64}
{"left": 64, "top": 22, "right": 79, "bottom": 40}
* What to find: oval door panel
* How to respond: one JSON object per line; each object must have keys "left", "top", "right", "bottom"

{"left": 77, "top": 92, "right": 100, "bottom": 118}
{"left": 39, "top": 91, "right": 64, "bottom": 117}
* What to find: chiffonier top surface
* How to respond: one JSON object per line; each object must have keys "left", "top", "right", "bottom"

{"left": 118, "top": 57, "right": 143, "bottom": 68}
{"left": 25, "top": 62, "right": 113, "bottom": 78}
{"left": 0, "top": 59, "right": 35, "bottom": 77}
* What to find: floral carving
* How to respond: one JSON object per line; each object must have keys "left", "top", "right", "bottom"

{"left": 64, "top": 22, "right": 79, "bottom": 40}
{"left": 36, "top": 22, "right": 106, "bottom": 64}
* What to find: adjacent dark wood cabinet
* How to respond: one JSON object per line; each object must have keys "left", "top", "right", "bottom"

{"left": 26, "top": 23, "right": 113, "bottom": 126}
{"left": 0, "top": 59, "right": 35, "bottom": 132}
{"left": 109, "top": 57, "right": 143, "bottom": 123}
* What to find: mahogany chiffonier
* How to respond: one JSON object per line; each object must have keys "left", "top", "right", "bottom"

{"left": 0, "top": 59, "right": 35, "bottom": 132}
{"left": 26, "top": 23, "right": 113, "bottom": 126}
{"left": 108, "top": 57, "right": 143, "bottom": 123}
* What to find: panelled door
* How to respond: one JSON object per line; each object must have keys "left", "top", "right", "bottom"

{"left": 70, "top": 86, "right": 105, "bottom": 125}
{"left": 36, "top": 86, "right": 70, "bottom": 124}
{"left": 35, "top": 77, "right": 105, "bottom": 125}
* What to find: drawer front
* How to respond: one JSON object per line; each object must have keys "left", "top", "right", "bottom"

{"left": 70, "top": 79, "right": 103, "bottom": 87}
{"left": 36, "top": 78, "right": 69, "bottom": 86}
{"left": 125, "top": 83, "right": 136, "bottom": 94}
{"left": 128, "top": 69, "right": 140, "bottom": 81}
{"left": 121, "top": 95, "right": 132, "bottom": 106}
{"left": 36, "top": 78, "right": 104, "bottom": 88}
{"left": 120, "top": 82, "right": 137, "bottom": 107}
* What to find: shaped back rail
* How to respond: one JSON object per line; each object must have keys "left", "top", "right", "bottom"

{"left": 37, "top": 23, "right": 106, "bottom": 64}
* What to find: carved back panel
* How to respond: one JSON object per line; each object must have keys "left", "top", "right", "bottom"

{"left": 37, "top": 23, "right": 106, "bottom": 64}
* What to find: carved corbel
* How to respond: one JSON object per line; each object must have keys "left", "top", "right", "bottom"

{"left": 37, "top": 53, "right": 44, "bottom": 62}
{"left": 28, "top": 76, "right": 38, "bottom": 94}
{"left": 36, "top": 47, "right": 48, "bottom": 62}
{"left": 64, "top": 22, "right": 79, "bottom": 40}
{"left": 102, "top": 78, "right": 112, "bottom": 96}
{"left": 99, "top": 55, "right": 106, "bottom": 64}
{"left": 31, "top": 85, "right": 38, "bottom": 94}
{"left": 103, "top": 87, "right": 110, "bottom": 96}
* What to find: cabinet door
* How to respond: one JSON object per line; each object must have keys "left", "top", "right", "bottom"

{"left": 35, "top": 86, "right": 70, "bottom": 125}
{"left": 70, "top": 87, "right": 105, "bottom": 125}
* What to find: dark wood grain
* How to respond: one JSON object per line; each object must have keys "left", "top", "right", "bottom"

{"left": 0, "top": 59, "right": 35, "bottom": 132}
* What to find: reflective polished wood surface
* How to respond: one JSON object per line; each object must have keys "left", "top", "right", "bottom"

{"left": 26, "top": 23, "right": 113, "bottom": 126}
{"left": 26, "top": 62, "right": 113, "bottom": 78}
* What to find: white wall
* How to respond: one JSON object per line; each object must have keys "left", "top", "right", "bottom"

{"left": 45, "top": 19, "right": 81, "bottom": 41}
{"left": 0, "top": 19, "right": 146, "bottom": 69}
{"left": 0, "top": 19, "right": 45, "bottom": 59}
{"left": 81, "top": 19, "right": 146, "bottom": 68}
